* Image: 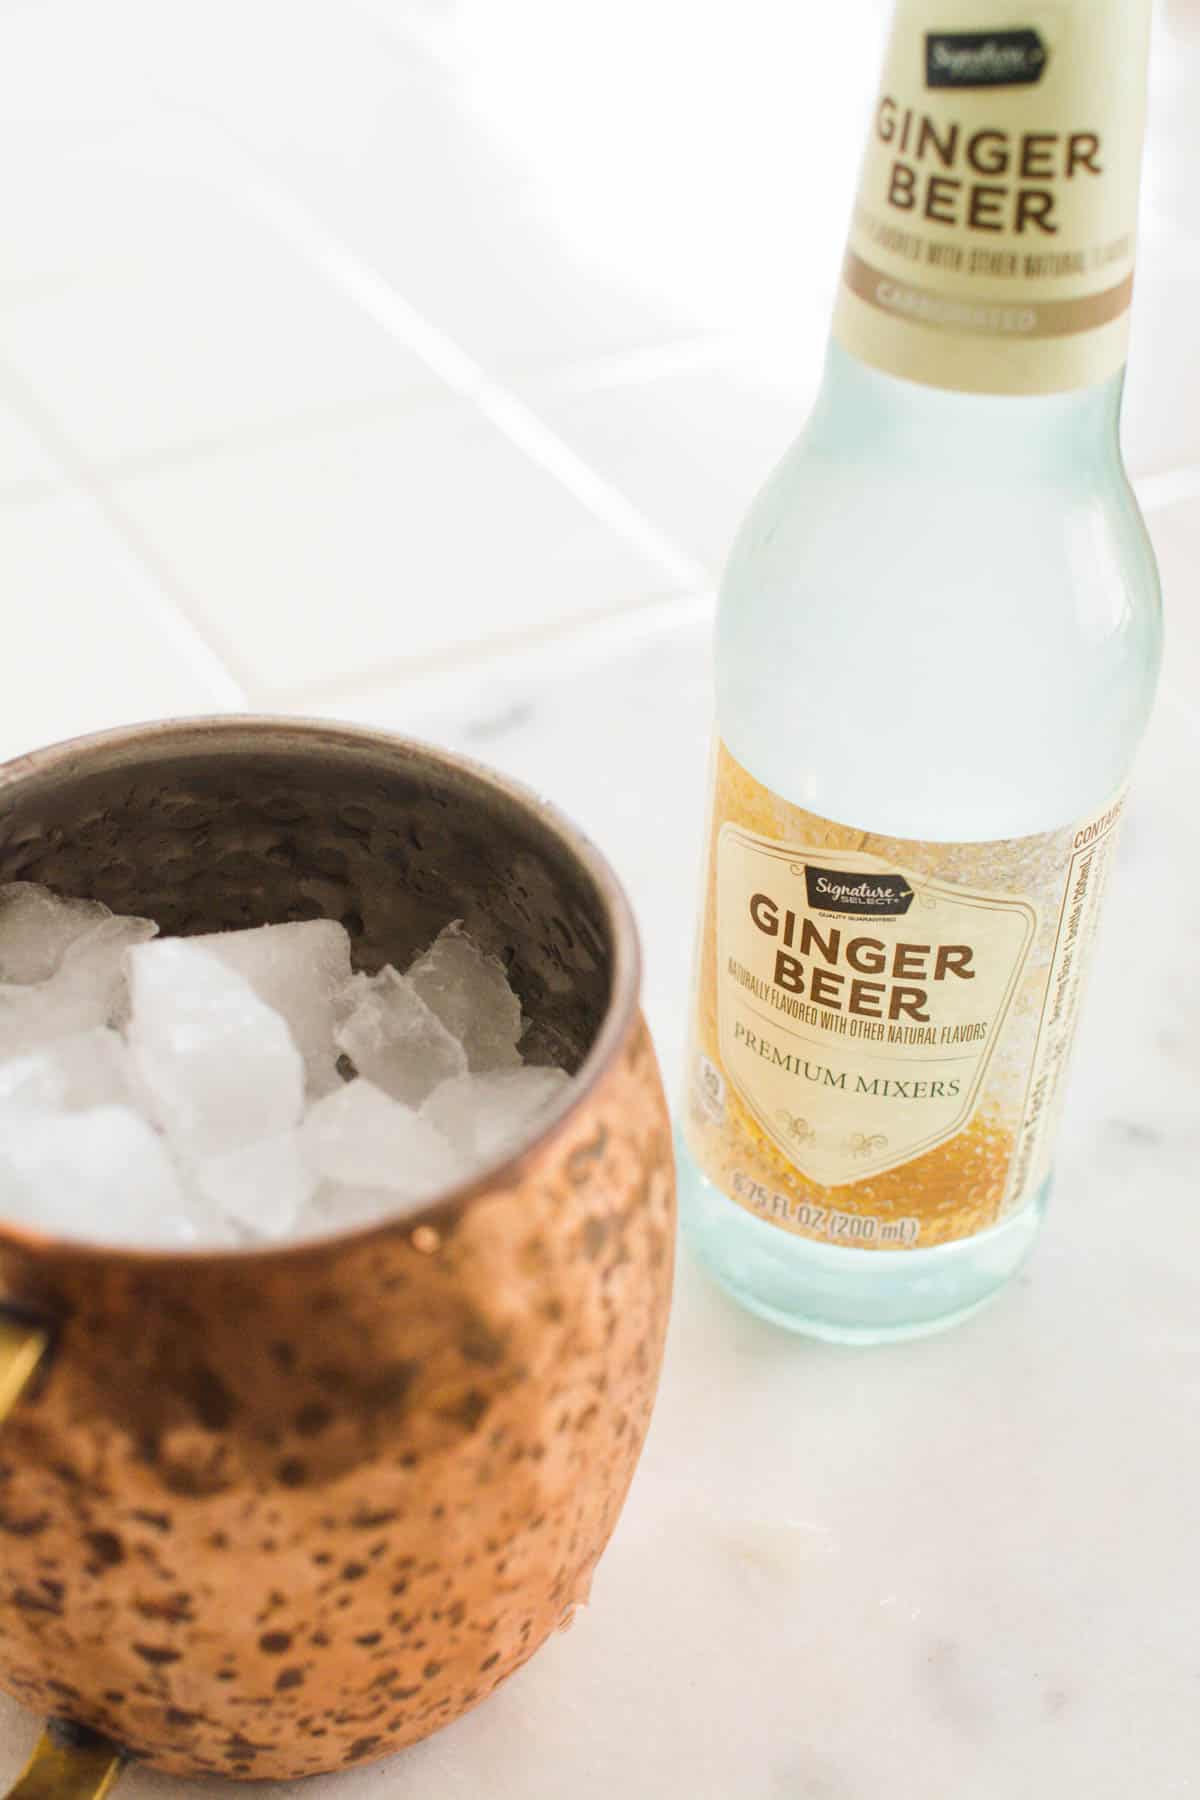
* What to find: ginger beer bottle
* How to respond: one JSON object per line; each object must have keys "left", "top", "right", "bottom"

{"left": 679, "top": 0, "right": 1160, "bottom": 1341}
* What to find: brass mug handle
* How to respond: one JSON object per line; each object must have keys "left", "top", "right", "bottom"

{"left": 0, "top": 1319, "right": 125, "bottom": 1800}
{"left": 0, "top": 1315, "right": 49, "bottom": 1424}
{"left": 7, "top": 1725, "right": 123, "bottom": 1800}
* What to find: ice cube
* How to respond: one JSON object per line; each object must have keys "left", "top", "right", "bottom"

{"left": 334, "top": 969, "right": 371, "bottom": 1021}
{"left": 296, "top": 1180, "right": 437, "bottom": 1235}
{"left": 0, "top": 883, "right": 113, "bottom": 984}
{"left": 0, "top": 1105, "right": 203, "bottom": 1247}
{"left": 407, "top": 922, "right": 523, "bottom": 1072}
{"left": 127, "top": 939, "right": 304, "bottom": 1154}
{"left": 0, "top": 1049, "right": 69, "bottom": 1117}
{"left": 422, "top": 1066, "right": 570, "bottom": 1164}
{"left": 51, "top": 1028, "right": 136, "bottom": 1109}
{"left": 0, "top": 1029, "right": 134, "bottom": 1117}
{"left": 0, "top": 914, "right": 158, "bottom": 1059}
{"left": 192, "top": 920, "right": 352, "bottom": 1098}
{"left": 188, "top": 1131, "right": 316, "bottom": 1240}
{"left": 0, "top": 986, "right": 84, "bottom": 1062}
{"left": 57, "top": 914, "right": 158, "bottom": 1029}
{"left": 303, "top": 1079, "right": 464, "bottom": 1199}
{"left": 334, "top": 966, "right": 467, "bottom": 1106}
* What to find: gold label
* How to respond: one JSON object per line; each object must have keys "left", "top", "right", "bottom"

{"left": 832, "top": 1, "right": 1151, "bottom": 394}
{"left": 684, "top": 744, "right": 1124, "bottom": 1250}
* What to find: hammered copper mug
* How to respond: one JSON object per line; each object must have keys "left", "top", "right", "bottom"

{"left": 0, "top": 717, "right": 675, "bottom": 1793}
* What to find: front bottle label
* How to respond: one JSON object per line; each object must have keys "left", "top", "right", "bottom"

{"left": 684, "top": 744, "right": 1124, "bottom": 1250}
{"left": 832, "top": 1, "right": 1151, "bottom": 394}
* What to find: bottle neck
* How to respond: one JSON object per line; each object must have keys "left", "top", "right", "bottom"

{"left": 805, "top": 338, "right": 1125, "bottom": 473}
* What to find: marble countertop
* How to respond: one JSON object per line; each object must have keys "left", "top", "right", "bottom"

{"left": 0, "top": 635, "right": 1196, "bottom": 1800}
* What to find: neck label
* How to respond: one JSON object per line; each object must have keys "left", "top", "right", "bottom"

{"left": 833, "top": 2, "right": 1150, "bottom": 393}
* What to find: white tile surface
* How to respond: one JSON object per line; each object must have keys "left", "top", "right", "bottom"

{"left": 112, "top": 401, "right": 677, "bottom": 695}
{"left": 0, "top": 399, "right": 59, "bottom": 494}
{"left": 344, "top": 0, "right": 879, "bottom": 360}
{"left": 0, "top": 120, "right": 257, "bottom": 296}
{"left": 0, "top": 230, "right": 439, "bottom": 466}
{"left": 0, "top": 493, "right": 240, "bottom": 762}
{"left": 0, "top": 0, "right": 153, "bottom": 137}
{"left": 1143, "top": 493, "right": 1200, "bottom": 708}
{"left": 253, "top": 83, "right": 694, "bottom": 377}
{"left": 78, "top": 0, "right": 698, "bottom": 376}
{"left": 537, "top": 354, "right": 815, "bottom": 573}
{"left": 1121, "top": 225, "right": 1200, "bottom": 477}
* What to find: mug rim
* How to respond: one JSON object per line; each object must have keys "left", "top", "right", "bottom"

{"left": 0, "top": 712, "right": 645, "bottom": 1266}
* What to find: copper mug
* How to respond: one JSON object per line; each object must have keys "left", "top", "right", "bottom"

{"left": 0, "top": 718, "right": 675, "bottom": 1793}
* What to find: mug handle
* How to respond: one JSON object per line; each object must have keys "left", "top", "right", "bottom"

{"left": 0, "top": 1314, "right": 49, "bottom": 1423}
{"left": 8, "top": 1724, "right": 123, "bottom": 1800}
{"left": 0, "top": 1321, "right": 126, "bottom": 1800}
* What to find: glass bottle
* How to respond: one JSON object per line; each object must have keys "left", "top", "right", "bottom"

{"left": 678, "top": 0, "right": 1161, "bottom": 1342}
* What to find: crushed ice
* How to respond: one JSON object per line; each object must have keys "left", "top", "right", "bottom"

{"left": 0, "top": 885, "right": 571, "bottom": 1247}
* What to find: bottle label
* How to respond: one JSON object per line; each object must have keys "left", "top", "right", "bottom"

{"left": 684, "top": 743, "right": 1124, "bottom": 1250}
{"left": 832, "top": 1, "right": 1150, "bottom": 394}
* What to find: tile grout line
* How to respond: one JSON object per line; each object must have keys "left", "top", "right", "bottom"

{"left": 223, "top": 165, "right": 708, "bottom": 595}
{"left": 0, "top": 356, "right": 251, "bottom": 707}
{"left": 265, "top": 586, "right": 717, "bottom": 712}
{"left": 59, "top": 392, "right": 450, "bottom": 489}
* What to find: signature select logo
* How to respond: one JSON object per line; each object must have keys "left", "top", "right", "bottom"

{"left": 803, "top": 865, "right": 914, "bottom": 918}
{"left": 925, "top": 28, "right": 1048, "bottom": 90}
